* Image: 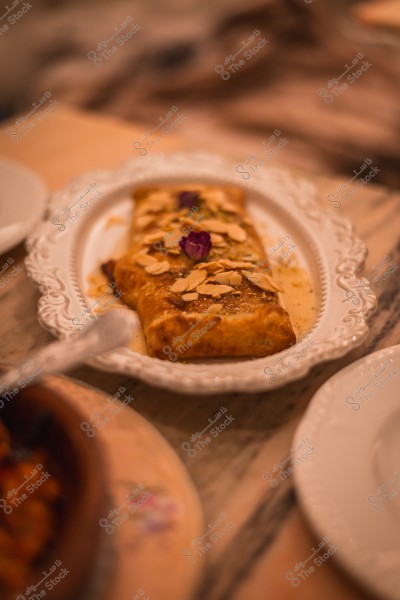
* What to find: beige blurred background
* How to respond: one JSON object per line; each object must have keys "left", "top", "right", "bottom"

{"left": 1, "top": 0, "right": 399, "bottom": 185}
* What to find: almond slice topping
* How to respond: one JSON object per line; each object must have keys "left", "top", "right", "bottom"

{"left": 203, "top": 196, "right": 220, "bottom": 214}
{"left": 145, "top": 260, "right": 170, "bottom": 275}
{"left": 230, "top": 272, "right": 243, "bottom": 286}
{"left": 159, "top": 213, "right": 179, "bottom": 227}
{"left": 210, "top": 233, "right": 226, "bottom": 246}
{"left": 206, "top": 304, "right": 223, "bottom": 314}
{"left": 242, "top": 270, "right": 284, "bottom": 292}
{"left": 170, "top": 278, "right": 188, "bottom": 293}
{"left": 135, "top": 215, "right": 155, "bottom": 230}
{"left": 219, "top": 200, "right": 240, "bottom": 214}
{"left": 145, "top": 192, "right": 173, "bottom": 212}
{"left": 218, "top": 259, "right": 255, "bottom": 269}
{"left": 185, "top": 269, "right": 207, "bottom": 291}
{"left": 194, "top": 261, "right": 225, "bottom": 273}
{"left": 202, "top": 219, "right": 229, "bottom": 234}
{"left": 227, "top": 224, "right": 247, "bottom": 242}
{"left": 164, "top": 231, "right": 181, "bottom": 248}
{"left": 196, "top": 283, "right": 234, "bottom": 297}
{"left": 242, "top": 254, "right": 261, "bottom": 262}
{"left": 143, "top": 231, "right": 165, "bottom": 244}
{"left": 194, "top": 259, "right": 254, "bottom": 273}
{"left": 179, "top": 216, "right": 204, "bottom": 229}
{"left": 135, "top": 253, "right": 157, "bottom": 267}
{"left": 204, "top": 190, "right": 227, "bottom": 203}
{"left": 213, "top": 271, "right": 243, "bottom": 286}
{"left": 203, "top": 190, "right": 240, "bottom": 215}
{"left": 170, "top": 269, "right": 207, "bottom": 293}
{"left": 182, "top": 292, "right": 199, "bottom": 301}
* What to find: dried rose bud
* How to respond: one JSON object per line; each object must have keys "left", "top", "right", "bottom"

{"left": 178, "top": 191, "right": 200, "bottom": 209}
{"left": 179, "top": 231, "right": 212, "bottom": 262}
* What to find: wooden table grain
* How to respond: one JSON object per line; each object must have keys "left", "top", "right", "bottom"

{"left": 1, "top": 106, "right": 399, "bottom": 600}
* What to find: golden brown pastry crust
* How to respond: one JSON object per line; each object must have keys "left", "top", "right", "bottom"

{"left": 114, "top": 184, "right": 296, "bottom": 359}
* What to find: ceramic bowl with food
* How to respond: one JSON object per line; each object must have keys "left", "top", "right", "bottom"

{"left": 0, "top": 375, "right": 108, "bottom": 600}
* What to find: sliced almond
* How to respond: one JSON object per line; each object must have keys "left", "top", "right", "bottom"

{"left": 143, "top": 231, "right": 165, "bottom": 244}
{"left": 196, "top": 284, "right": 218, "bottom": 295}
{"left": 159, "top": 213, "right": 178, "bottom": 227}
{"left": 206, "top": 304, "right": 223, "bottom": 314}
{"left": 212, "top": 284, "right": 234, "bottom": 297}
{"left": 204, "top": 190, "right": 227, "bottom": 203}
{"left": 135, "top": 253, "right": 157, "bottom": 267}
{"left": 230, "top": 272, "right": 243, "bottom": 286}
{"left": 211, "top": 272, "right": 230, "bottom": 285}
{"left": 146, "top": 192, "right": 173, "bottom": 212}
{"left": 210, "top": 233, "right": 226, "bottom": 246}
{"left": 242, "top": 270, "right": 283, "bottom": 293}
{"left": 147, "top": 191, "right": 171, "bottom": 201}
{"left": 242, "top": 254, "right": 261, "bottom": 262}
{"left": 202, "top": 219, "right": 229, "bottom": 234}
{"left": 185, "top": 269, "right": 207, "bottom": 291}
{"left": 145, "top": 260, "right": 170, "bottom": 275}
{"left": 135, "top": 215, "right": 155, "bottom": 230}
{"left": 213, "top": 271, "right": 242, "bottom": 287}
{"left": 168, "top": 248, "right": 181, "bottom": 255}
{"left": 203, "top": 196, "right": 220, "bottom": 214}
{"left": 135, "top": 203, "right": 170, "bottom": 218}
{"left": 194, "top": 261, "right": 224, "bottom": 273}
{"left": 194, "top": 259, "right": 254, "bottom": 273}
{"left": 219, "top": 199, "right": 240, "bottom": 214}
{"left": 203, "top": 190, "right": 240, "bottom": 215}
{"left": 182, "top": 292, "right": 198, "bottom": 301}
{"left": 227, "top": 224, "right": 246, "bottom": 242}
{"left": 170, "top": 278, "right": 189, "bottom": 293}
{"left": 179, "top": 216, "right": 204, "bottom": 229}
{"left": 218, "top": 259, "right": 255, "bottom": 270}
{"left": 196, "top": 283, "right": 234, "bottom": 297}
{"left": 164, "top": 231, "right": 181, "bottom": 248}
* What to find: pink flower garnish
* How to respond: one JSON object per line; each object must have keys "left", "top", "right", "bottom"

{"left": 179, "top": 231, "right": 212, "bottom": 262}
{"left": 178, "top": 191, "right": 200, "bottom": 209}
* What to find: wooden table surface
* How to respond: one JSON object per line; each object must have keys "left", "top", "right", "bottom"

{"left": 1, "top": 106, "right": 399, "bottom": 600}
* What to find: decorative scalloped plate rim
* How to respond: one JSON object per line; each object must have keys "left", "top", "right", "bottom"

{"left": 25, "top": 152, "right": 376, "bottom": 394}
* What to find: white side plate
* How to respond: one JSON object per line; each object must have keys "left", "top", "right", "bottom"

{"left": 293, "top": 344, "right": 400, "bottom": 600}
{"left": 25, "top": 152, "right": 376, "bottom": 394}
{"left": 0, "top": 157, "right": 48, "bottom": 255}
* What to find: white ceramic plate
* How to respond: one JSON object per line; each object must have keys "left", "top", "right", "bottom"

{"left": 292, "top": 344, "right": 400, "bottom": 600}
{"left": 25, "top": 152, "right": 376, "bottom": 394}
{"left": 0, "top": 157, "right": 48, "bottom": 255}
